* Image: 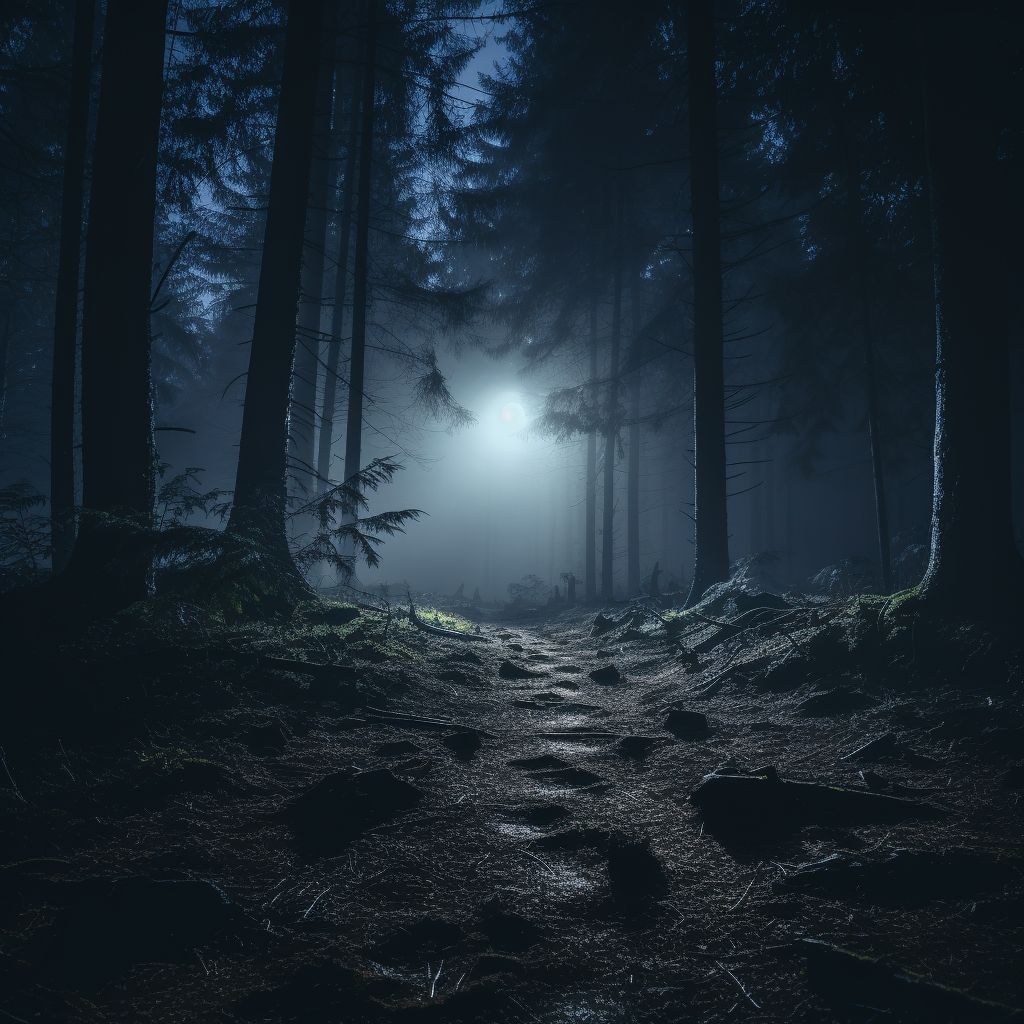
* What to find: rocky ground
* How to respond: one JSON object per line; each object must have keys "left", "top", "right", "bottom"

{"left": 0, "top": 593, "right": 1022, "bottom": 1023}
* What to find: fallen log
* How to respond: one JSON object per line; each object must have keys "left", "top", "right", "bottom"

{"left": 407, "top": 600, "right": 491, "bottom": 642}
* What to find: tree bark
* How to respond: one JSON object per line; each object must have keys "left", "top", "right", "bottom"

{"left": 289, "top": 24, "right": 336, "bottom": 502}
{"left": 861, "top": 290, "right": 891, "bottom": 592}
{"left": 684, "top": 0, "right": 729, "bottom": 607}
{"left": 601, "top": 191, "right": 624, "bottom": 601}
{"left": 317, "top": 58, "right": 361, "bottom": 491}
{"left": 229, "top": 0, "right": 326, "bottom": 568}
{"left": 627, "top": 271, "right": 641, "bottom": 595}
{"left": 342, "top": 0, "right": 378, "bottom": 489}
{"left": 918, "top": 6, "right": 1024, "bottom": 605}
{"left": 50, "top": 0, "right": 96, "bottom": 576}
{"left": 69, "top": 0, "right": 165, "bottom": 607}
{"left": 585, "top": 288, "right": 598, "bottom": 602}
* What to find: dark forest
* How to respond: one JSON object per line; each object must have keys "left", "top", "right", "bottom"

{"left": 1, "top": 1, "right": 1023, "bottom": 1021}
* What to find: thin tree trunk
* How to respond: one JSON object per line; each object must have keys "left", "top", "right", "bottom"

{"left": 585, "top": 289, "right": 598, "bottom": 603}
{"left": 342, "top": 0, "right": 378, "bottom": 489}
{"left": 317, "top": 59, "right": 361, "bottom": 491}
{"left": 861, "top": 290, "right": 891, "bottom": 592}
{"left": 684, "top": 0, "right": 729, "bottom": 607}
{"left": 0, "top": 310, "right": 10, "bottom": 431}
{"left": 627, "top": 271, "right": 641, "bottom": 595}
{"left": 601, "top": 191, "right": 624, "bottom": 601}
{"left": 229, "top": 0, "right": 326, "bottom": 570}
{"left": 69, "top": 0, "right": 165, "bottom": 608}
{"left": 50, "top": 0, "right": 96, "bottom": 576}
{"left": 289, "top": 26, "right": 336, "bottom": 502}
{"left": 918, "top": 7, "right": 1024, "bottom": 604}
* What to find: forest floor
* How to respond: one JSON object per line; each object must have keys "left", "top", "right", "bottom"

{"left": 1, "top": 591, "right": 1022, "bottom": 1024}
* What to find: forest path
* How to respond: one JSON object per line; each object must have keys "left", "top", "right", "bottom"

{"left": 1, "top": 606, "right": 1022, "bottom": 1023}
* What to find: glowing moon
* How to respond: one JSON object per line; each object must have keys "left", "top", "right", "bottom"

{"left": 500, "top": 401, "right": 526, "bottom": 426}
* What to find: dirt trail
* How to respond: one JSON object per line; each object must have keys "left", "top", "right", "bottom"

{"left": 0, "top": 605, "right": 1022, "bottom": 1022}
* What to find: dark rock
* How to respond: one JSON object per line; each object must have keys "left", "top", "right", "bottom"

{"left": 1001, "top": 765, "right": 1024, "bottom": 789}
{"left": 775, "top": 850, "right": 1019, "bottom": 906}
{"left": 477, "top": 911, "right": 541, "bottom": 952}
{"left": 618, "top": 736, "right": 658, "bottom": 759}
{"left": 731, "top": 591, "right": 791, "bottom": 614}
{"left": 608, "top": 837, "right": 667, "bottom": 900}
{"left": 321, "top": 605, "right": 360, "bottom": 626}
{"left": 280, "top": 769, "right": 422, "bottom": 854}
{"left": 591, "top": 614, "right": 617, "bottom": 635}
{"left": 41, "top": 876, "right": 235, "bottom": 987}
{"left": 520, "top": 804, "right": 570, "bottom": 827}
{"left": 589, "top": 664, "right": 622, "bottom": 684}
{"left": 499, "top": 660, "right": 544, "bottom": 679}
{"left": 800, "top": 938, "right": 1024, "bottom": 1023}
{"left": 798, "top": 689, "right": 877, "bottom": 716}
{"left": 509, "top": 755, "right": 568, "bottom": 770}
{"left": 664, "top": 709, "right": 711, "bottom": 739}
{"left": 442, "top": 731, "right": 481, "bottom": 759}
{"left": 689, "top": 771, "right": 947, "bottom": 833}
{"left": 842, "top": 732, "right": 899, "bottom": 761}
{"left": 860, "top": 770, "right": 890, "bottom": 791}
{"left": 375, "top": 740, "right": 423, "bottom": 756}
{"left": 532, "top": 766, "right": 604, "bottom": 788}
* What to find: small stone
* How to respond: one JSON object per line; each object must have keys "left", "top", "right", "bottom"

{"left": 589, "top": 664, "right": 622, "bottom": 684}
{"left": 608, "top": 837, "right": 666, "bottom": 900}
{"left": 442, "top": 731, "right": 482, "bottom": 758}
{"left": 618, "top": 736, "right": 657, "bottom": 759}
{"left": 499, "top": 660, "right": 543, "bottom": 679}
{"left": 664, "top": 709, "right": 710, "bottom": 739}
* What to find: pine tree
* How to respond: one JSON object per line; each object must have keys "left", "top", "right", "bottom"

{"left": 917, "top": 2, "right": 1024, "bottom": 604}
{"left": 67, "top": 0, "right": 168, "bottom": 607}
{"left": 228, "top": 0, "right": 326, "bottom": 577}
{"left": 49, "top": 0, "right": 96, "bottom": 575}
{"left": 684, "top": 0, "right": 729, "bottom": 606}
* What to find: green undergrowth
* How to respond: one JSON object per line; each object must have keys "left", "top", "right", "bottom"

{"left": 404, "top": 601, "right": 479, "bottom": 634}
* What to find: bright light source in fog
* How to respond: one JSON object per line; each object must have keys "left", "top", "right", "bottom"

{"left": 500, "top": 401, "right": 526, "bottom": 426}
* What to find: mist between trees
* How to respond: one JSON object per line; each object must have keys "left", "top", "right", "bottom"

{"left": 0, "top": 0, "right": 1021, "bottom": 616}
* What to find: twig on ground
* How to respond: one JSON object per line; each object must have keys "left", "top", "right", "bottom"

{"left": 716, "top": 960, "right": 760, "bottom": 1008}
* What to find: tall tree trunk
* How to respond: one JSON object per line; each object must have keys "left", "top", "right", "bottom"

{"left": 50, "top": 0, "right": 96, "bottom": 576}
{"left": 601, "top": 192, "right": 624, "bottom": 601}
{"left": 585, "top": 289, "right": 598, "bottom": 602}
{"left": 317, "top": 60, "right": 361, "bottom": 491}
{"left": 68, "top": 0, "right": 165, "bottom": 607}
{"left": 342, "top": 0, "right": 378, "bottom": 490}
{"left": 918, "top": 7, "right": 1024, "bottom": 605}
{"left": 861, "top": 290, "right": 891, "bottom": 592}
{"left": 684, "top": 0, "right": 729, "bottom": 607}
{"left": 289, "top": 26, "right": 336, "bottom": 502}
{"left": 229, "top": 0, "right": 326, "bottom": 571}
{"left": 627, "top": 272, "right": 641, "bottom": 595}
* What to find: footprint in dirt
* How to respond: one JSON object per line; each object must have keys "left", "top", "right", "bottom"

{"left": 508, "top": 755, "right": 604, "bottom": 789}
